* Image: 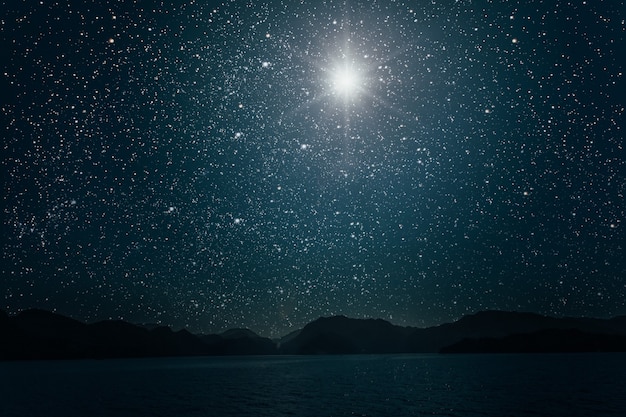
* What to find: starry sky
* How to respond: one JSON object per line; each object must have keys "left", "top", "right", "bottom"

{"left": 1, "top": 0, "right": 624, "bottom": 338}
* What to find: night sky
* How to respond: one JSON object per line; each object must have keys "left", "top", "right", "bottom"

{"left": 1, "top": 1, "right": 624, "bottom": 338}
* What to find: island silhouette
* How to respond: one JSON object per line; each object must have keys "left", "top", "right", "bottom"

{"left": 1, "top": 309, "right": 625, "bottom": 360}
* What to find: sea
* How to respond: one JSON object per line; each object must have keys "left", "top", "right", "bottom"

{"left": 1, "top": 353, "right": 625, "bottom": 417}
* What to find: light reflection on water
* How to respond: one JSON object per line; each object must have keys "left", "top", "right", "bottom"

{"left": 1, "top": 353, "right": 625, "bottom": 416}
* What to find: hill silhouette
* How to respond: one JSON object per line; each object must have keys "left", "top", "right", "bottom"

{"left": 279, "top": 311, "right": 626, "bottom": 354}
{"left": 406, "top": 310, "right": 626, "bottom": 352}
{"left": 0, "top": 309, "right": 274, "bottom": 359}
{"left": 279, "top": 316, "right": 414, "bottom": 354}
{"left": 440, "top": 328, "right": 626, "bottom": 353}
{"left": 1, "top": 309, "right": 625, "bottom": 359}
{"left": 199, "top": 328, "right": 278, "bottom": 355}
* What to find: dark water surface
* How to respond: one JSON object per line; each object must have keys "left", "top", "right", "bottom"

{"left": 2, "top": 353, "right": 625, "bottom": 416}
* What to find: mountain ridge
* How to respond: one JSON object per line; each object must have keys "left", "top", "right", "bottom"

{"left": 1, "top": 309, "right": 625, "bottom": 359}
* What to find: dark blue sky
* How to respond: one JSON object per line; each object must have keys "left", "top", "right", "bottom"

{"left": 1, "top": 0, "right": 624, "bottom": 337}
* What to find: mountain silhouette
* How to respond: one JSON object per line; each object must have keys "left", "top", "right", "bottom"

{"left": 440, "top": 328, "right": 626, "bottom": 353}
{"left": 200, "top": 328, "right": 278, "bottom": 355}
{"left": 280, "top": 311, "right": 626, "bottom": 354}
{"left": 407, "top": 310, "right": 626, "bottom": 352}
{"left": 279, "top": 316, "right": 414, "bottom": 354}
{"left": 0, "top": 309, "right": 280, "bottom": 359}
{"left": 1, "top": 309, "right": 625, "bottom": 359}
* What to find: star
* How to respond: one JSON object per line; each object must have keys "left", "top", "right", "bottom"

{"left": 330, "top": 64, "right": 362, "bottom": 99}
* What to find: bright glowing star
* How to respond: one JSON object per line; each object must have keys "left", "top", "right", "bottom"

{"left": 331, "top": 65, "right": 362, "bottom": 98}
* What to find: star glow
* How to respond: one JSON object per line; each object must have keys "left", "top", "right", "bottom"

{"left": 330, "top": 65, "right": 362, "bottom": 99}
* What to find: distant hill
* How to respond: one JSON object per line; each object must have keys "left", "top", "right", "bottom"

{"left": 1, "top": 309, "right": 625, "bottom": 359}
{"left": 405, "top": 310, "right": 626, "bottom": 353}
{"left": 440, "top": 328, "right": 626, "bottom": 353}
{"left": 0, "top": 309, "right": 275, "bottom": 360}
{"left": 279, "top": 311, "right": 626, "bottom": 354}
{"left": 198, "top": 328, "right": 278, "bottom": 355}
{"left": 279, "top": 316, "right": 414, "bottom": 354}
